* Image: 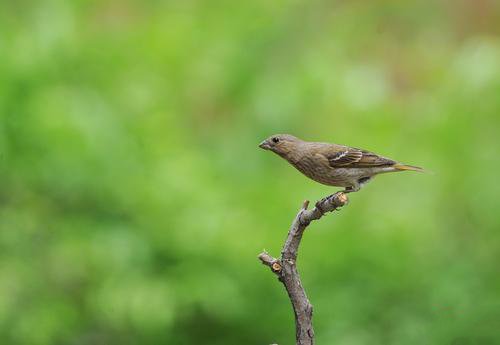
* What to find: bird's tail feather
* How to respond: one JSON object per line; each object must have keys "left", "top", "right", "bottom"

{"left": 393, "top": 163, "right": 426, "bottom": 173}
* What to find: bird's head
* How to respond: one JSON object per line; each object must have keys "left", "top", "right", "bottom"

{"left": 259, "top": 134, "right": 301, "bottom": 157}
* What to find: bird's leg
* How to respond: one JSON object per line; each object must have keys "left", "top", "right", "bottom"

{"left": 342, "top": 182, "right": 361, "bottom": 194}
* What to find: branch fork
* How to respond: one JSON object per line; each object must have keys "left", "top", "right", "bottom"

{"left": 258, "top": 192, "right": 349, "bottom": 345}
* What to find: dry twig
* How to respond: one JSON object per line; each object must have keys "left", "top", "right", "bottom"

{"left": 258, "top": 192, "right": 349, "bottom": 345}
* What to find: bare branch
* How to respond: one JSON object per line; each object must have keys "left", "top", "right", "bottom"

{"left": 258, "top": 191, "right": 348, "bottom": 345}
{"left": 258, "top": 252, "right": 282, "bottom": 274}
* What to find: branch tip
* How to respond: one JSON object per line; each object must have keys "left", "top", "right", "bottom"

{"left": 337, "top": 192, "right": 348, "bottom": 205}
{"left": 302, "top": 200, "right": 310, "bottom": 210}
{"left": 258, "top": 251, "right": 278, "bottom": 265}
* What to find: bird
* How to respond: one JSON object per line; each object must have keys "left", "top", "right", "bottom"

{"left": 259, "top": 134, "right": 424, "bottom": 193}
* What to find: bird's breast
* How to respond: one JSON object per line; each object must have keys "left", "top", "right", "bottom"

{"left": 292, "top": 156, "right": 325, "bottom": 178}
{"left": 290, "top": 155, "right": 352, "bottom": 187}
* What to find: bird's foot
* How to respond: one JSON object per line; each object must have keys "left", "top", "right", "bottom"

{"left": 318, "top": 191, "right": 345, "bottom": 204}
{"left": 315, "top": 191, "right": 349, "bottom": 213}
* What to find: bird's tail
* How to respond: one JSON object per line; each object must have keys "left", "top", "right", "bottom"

{"left": 393, "top": 163, "right": 426, "bottom": 173}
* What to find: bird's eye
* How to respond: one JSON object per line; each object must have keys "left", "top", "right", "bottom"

{"left": 272, "top": 137, "right": 279, "bottom": 143}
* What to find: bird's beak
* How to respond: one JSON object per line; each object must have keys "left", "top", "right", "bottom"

{"left": 259, "top": 140, "right": 271, "bottom": 150}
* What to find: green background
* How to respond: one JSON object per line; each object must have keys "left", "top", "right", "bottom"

{"left": 1, "top": 1, "right": 500, "bottom": 344}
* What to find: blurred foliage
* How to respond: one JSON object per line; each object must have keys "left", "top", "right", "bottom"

{"left": 1, "top": 0, "right": 500, "bottom": 344}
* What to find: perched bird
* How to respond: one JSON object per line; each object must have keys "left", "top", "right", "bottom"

{"left": 259, "top": 134, "right": 423, "bottom": 193}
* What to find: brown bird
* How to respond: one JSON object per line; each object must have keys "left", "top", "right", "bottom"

{"left": 259, "top": 134, "right": 424, "bottom": 193}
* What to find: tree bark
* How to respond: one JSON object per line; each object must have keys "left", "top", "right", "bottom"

{"left": 258, "top": 192, "right": 349, "bottom": 345}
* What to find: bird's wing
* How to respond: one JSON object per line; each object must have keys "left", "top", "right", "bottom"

{"left": 320, "top": 145, "right": 396, "bottom": 168}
